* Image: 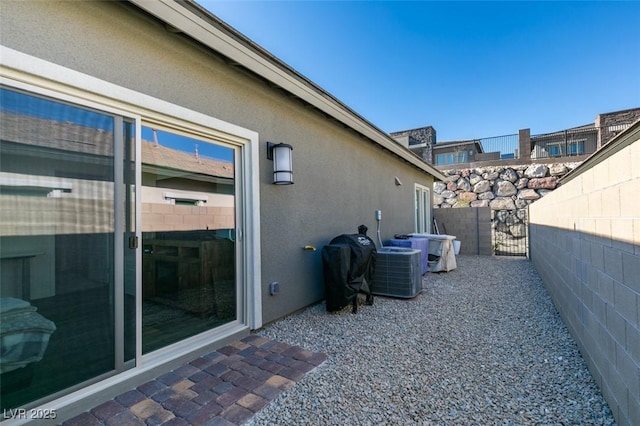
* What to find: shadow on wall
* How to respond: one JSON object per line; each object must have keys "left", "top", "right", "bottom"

{"left": 529, "top": 223, "right": 638, "bottom": 426}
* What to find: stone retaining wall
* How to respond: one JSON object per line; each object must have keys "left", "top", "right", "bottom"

{"left": 434, "top": 162, "right": 581, "bottom": 252}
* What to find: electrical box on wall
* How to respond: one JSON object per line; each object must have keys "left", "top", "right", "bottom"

{"left": 269, "top": 281, "right": 279, "bottom": 296}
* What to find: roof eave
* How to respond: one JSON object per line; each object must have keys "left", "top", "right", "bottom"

{"left": 127, "top": 0, "right": 446, "bottom": 181}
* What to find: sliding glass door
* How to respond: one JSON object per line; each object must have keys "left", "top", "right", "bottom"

{"left": 0, "top": 87, "right": 136, "bottom": 410}
{"left": 140, "top": 126, "right": 237, "bottom": 354}
{"left": 0, "top": 85, "right": 243, "bottom": 411}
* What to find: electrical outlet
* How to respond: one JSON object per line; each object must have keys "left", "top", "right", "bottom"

{"left": 269, "top": 281, "right": 279, "bottom": 295}
{"left": 375, "top": 210, "right": 382, "bottom": 221}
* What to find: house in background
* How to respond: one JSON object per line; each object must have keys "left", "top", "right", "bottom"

{"left": 390, "top": 125, "right": 436, "bottom": 164}
{"left": 0, "top": 0, "right": 444, "bottom": 422}
{"left": 530, "top": 123, "right": 597, "bottom": 159}
{"left": 596, "top": 107, "right": 640, "bottom": 147}
{"left": 431, "top": 139, "right": 492, "bottom": 166}
{"left": 526, "top": 108, "right": 639, "bottom": 161}
{"left": 393, "top": 107, "right": 640, "bottom": 167}
{"left": 528, "top": 108, "right": 640, "bottom": 162}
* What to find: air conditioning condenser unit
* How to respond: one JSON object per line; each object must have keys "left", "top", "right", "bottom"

{"left": 371, "top": 247, "right": 422, "bottom": 298}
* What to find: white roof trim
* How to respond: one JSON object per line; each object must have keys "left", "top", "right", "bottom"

{"left": 128, "top": 0, "right": 445, "bottom": 181}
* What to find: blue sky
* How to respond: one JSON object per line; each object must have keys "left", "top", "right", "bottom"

{"left": 199, "top": 1, "right": 640, "bottom": 141}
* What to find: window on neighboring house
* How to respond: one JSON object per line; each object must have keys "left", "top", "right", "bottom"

{"left": 547, "top": 140, "right": 585, "bottom": 157}
{"left": 567, "top": 140, "right": 585, "bottom": 156}
{"left": 547, "top": 144, "right": 562, "bottom": 157}
{"left": 435, "top": 151, "right": 467, "bottom": 165}
{"left": 607, "top": 124, "right": 630, "bottom": 132}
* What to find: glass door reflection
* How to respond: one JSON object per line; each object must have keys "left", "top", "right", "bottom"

{"left": 0, "top": 87, "right": 135, "bottom": 410}
{"left": 140, "top": 127, "right": 236, "bottom": 354}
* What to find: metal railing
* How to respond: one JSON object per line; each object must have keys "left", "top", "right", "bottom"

{"left": 478, "top": 133, "right": 519, "bottom": 160}
{"left": 435, "top": 127, "right": 603, "bottom": 166}
{"left": 434, "top": 134, "right": 518, "bottom": 166}
{"left": 530, "top": 127, "right": 598, "bottom": 160}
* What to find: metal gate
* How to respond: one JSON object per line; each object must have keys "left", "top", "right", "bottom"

{"left": 491, "top": 209, "right": 528, "bottom": 257}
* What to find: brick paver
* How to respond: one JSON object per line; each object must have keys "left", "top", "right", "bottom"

{"left": 61, "top": 336, "right": 327, "bottom": 425}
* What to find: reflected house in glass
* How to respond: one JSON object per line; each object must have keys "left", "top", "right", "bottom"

{"left": 139, "top": 134, "right": 237, "bottom": 353}
{"left": 0, "top": 104, "right": 239, "bottom": 405}
{"left": 0, "top": 97, "right": 133, "bottom": 409}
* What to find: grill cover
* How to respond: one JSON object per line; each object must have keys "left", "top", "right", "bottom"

{"left": 322, "top": 234, "right": 376, "bottom": 313}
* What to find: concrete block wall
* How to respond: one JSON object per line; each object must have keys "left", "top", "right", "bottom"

{"left": 433, "top": 207, "right": 492, "bottom": 255}
{"left": 528, "top": 125, "right": 640, "bottom": 426}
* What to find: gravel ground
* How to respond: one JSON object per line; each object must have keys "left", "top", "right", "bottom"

{"left": 247, "top": 255, "right": 616, "bottom": 425}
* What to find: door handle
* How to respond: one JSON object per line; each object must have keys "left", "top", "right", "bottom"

{"left": 128, "top": 236, "right": 138, "bottom": 249}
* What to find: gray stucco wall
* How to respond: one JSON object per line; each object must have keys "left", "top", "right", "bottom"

{"left": 528, "top": 124, "right": 640, "bottom": 426}
{"left": 0, "top": 1, "right": 435, "bottom": 324}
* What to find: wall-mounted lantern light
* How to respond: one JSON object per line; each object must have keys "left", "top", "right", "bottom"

{"left": 267, "top": 142, "right": 293, "bottom": 185}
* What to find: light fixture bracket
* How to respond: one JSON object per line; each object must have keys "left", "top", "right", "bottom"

{"left": 266, "top": 142, "right": 277, "bottom": 160}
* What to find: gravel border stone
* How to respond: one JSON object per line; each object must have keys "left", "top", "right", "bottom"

{"left": 247, "top": 255, "right": 616, "bottom": 425}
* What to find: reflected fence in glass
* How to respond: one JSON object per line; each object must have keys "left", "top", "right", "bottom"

{"left": 0, "top": 87, "right": 134, "bottom": 410}
{"left": 140, "top": 127, "right": 237, "bottom": 354}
